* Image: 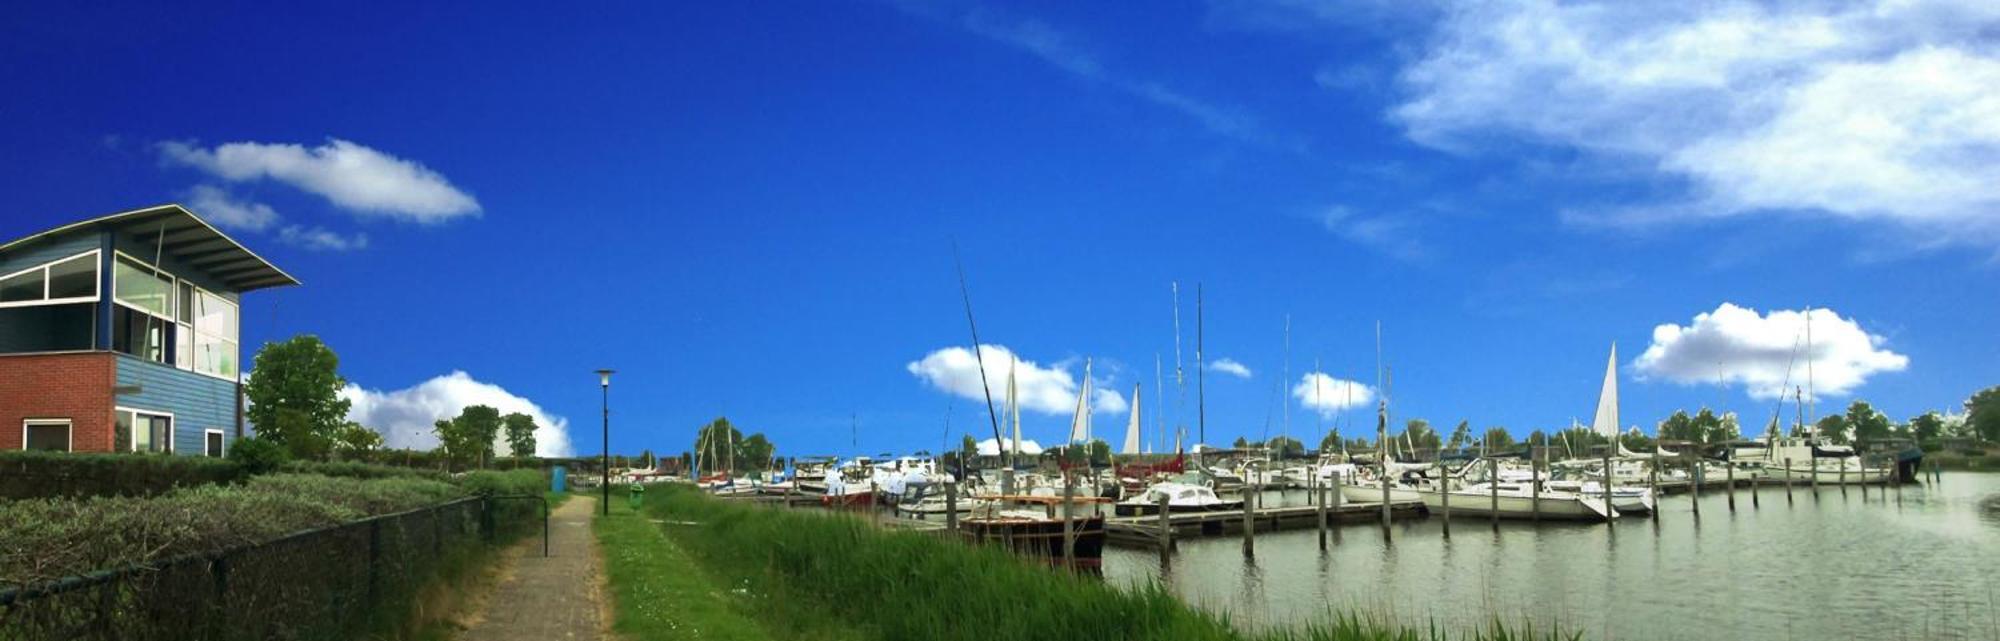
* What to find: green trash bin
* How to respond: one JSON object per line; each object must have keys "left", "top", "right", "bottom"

{"left": 627, "top": 483, "right": 646, "bottom": 509}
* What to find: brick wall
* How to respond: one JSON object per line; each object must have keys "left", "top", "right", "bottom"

{"left": 0, "top": 352, "right": 116, "bottom": 452}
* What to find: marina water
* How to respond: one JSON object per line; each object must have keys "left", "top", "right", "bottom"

{"left": 1105, "top": 473, "right": 2000, "bottom": 641}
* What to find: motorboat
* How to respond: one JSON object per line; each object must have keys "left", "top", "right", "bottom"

{"left": 894, "top": 481, "right": 974, "bottom": 520}
{"left": 821, "top": 457, "right": 877, "bottom": 507}
{"left": 1113, "top": 481, "right": 1243, "bottom": 516}
{"left": 1420, "top": 482, "right": 1616, "bottom": 522}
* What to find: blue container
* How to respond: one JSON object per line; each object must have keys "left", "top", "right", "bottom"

{"left": 551, "top": 465, "right": 568, "bottom": 493}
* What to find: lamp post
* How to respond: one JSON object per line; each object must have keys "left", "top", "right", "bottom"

{"left": 597, "top": 369, "right": 614, "bottom": 515}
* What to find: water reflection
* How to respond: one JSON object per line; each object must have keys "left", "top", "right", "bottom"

{"left": 1105, "top": 474, "right": 2000, "bottom": 640}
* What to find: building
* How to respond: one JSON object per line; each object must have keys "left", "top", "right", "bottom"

{"left": 0, "top": 204, "right": 297, "bottom": 456}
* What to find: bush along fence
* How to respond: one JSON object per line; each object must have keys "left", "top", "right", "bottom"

{"left": 0, "top": 451, "right": 247, "bottom": 500}
{"left": 0, "top": 472, "right": 548, "bottom": 641}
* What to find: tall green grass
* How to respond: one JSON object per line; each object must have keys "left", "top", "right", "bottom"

{"left": 635, "top": 485, "right": 1578, "bottom": 641}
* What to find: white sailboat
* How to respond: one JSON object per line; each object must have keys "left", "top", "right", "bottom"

{"left": 1069, "top": 359, "right": 1093, "bottom": 444}
{"left": 1419, "top": 482, "right": 1617, "bottom": 521}
{"left": 1593, "top": 343, "right": 1647, "bottom": 460}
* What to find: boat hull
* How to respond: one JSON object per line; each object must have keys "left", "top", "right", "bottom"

{"left": 820, "top": 491, "right": 875, "bottom": 508}
{"left": 1111, "top": 500, "right": 1244, "bottom": 517}
{"left": 1419, "top": 490, "right": 1615, "bottom": 522}
{"left": 1340, "top": 485, "right": 1422, "bottom": 504}
{"left": 960, "top": 517, "right": 1106, "bottom": 569}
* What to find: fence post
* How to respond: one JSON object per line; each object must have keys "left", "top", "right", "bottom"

{"left": 481, "top": 497, "right": 495, "bottom": 542}
{"left": 1241, "top": 484, "right": 1255, "bottom": 558}
{"left": 945, "top": 481, "right": 959, "bottom": 531}
{"left": 209, "top": 555, "right": 230, "bottom": 639}
{"left": 367, "top": 518, "right": 383, "bottom": 609}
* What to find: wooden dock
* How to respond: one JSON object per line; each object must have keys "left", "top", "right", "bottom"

{"left": 1103, "top": 500, "right": 1426, "bottom": 549}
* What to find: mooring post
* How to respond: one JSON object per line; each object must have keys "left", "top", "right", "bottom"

{"left": 1810, "top": 458, "right": 1820, "bottom": 501}
{"left": 1688, "top": 461, "right": 1700, "bottom": 518}
{"left": 1379, "top": 463, "right": 1392, "bottom": 534}
{"left": 1784, "top": 457, "right": 1795, "bottom": 505}
{"left": 1529, "top": 449, "right": 1540, "bottom": 523}
{"left": 1241, "top": 484, "right": 1256, "bottom": 558}
{"left": 1861, "top": 464, "right": 1871, "bottom": 501}
{"left": 1751, "top": 462, "right": 1761, "bottom": 509}
{"left": 1061, "top": 474, "right": 1076, "bottom": 571}
{"left": 1894, "top": 469, "right": 1903, "bottom": 506}
{"left": 1316, "top": 476, "right": 1329, "bottom": 549}
{"left": 870, "top": 480, "right": 879, "bottom": 513}
{"left": 1157, "top": 491, "right": 1172, "bottom": 556}
{"left": 1603, "top": 447, "right": 1615, "bottom": 526}
{"left": 945, "top": 481, "right": 958, "bottom": 531}
{"left": 1647, "top": 455, "right": 1659, "bottom": 522}
{"left": 1727, "top": 463, "right": 1736, "bottom": 512}
{"left": 1488, "top": 457, "right": 1500, "bottom": 530}
{"left": 1441, "top": 463, "right": 1452, "bottom": 537}
{"left": 1840, "top": 464, "right": 1848, "bottom": 498}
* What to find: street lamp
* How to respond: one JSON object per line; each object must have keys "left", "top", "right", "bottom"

{"left": 596, "top": 369, "right": 614, "bottom": 515}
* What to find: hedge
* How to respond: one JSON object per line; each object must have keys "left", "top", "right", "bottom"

{"left": 0, "top": 451, "right": 246, "bottom": 500}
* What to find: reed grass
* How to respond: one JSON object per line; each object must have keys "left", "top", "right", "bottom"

{"left": 625, "top": 484, "right": 1579, "bottom": 641}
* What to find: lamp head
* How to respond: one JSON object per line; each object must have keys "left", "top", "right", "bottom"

{"left": 595, "top": 369, "right": 615, "bottom": 387}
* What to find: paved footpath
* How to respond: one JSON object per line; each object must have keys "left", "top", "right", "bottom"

{"left": 461, "top": 496, "right": 605, "bottom": 641}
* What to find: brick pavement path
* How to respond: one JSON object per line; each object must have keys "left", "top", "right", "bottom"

{"left": 460, "top": 496, "right": 605, "bottom": 641}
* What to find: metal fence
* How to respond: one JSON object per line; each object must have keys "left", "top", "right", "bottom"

{"left": 0, "top": 495, "right": 544, "bottom": 641}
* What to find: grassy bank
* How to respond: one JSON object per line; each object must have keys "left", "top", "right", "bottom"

{"left": 603, "top": 484, "right": 1571, "bottom": 641}
{"left": 1924, "top": 449, "right": 1996, "bottom": 471}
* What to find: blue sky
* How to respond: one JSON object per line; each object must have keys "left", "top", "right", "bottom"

{"left": 3, "top": 1, "right": 1995, "bottom": 458}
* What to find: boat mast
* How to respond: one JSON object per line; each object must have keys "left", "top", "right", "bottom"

{"left": 1173, "top": 282, "right": 1185, "bottom": 456}
{"left": 951, "top": 244, "right": 1009, "bottom": 469}
{"left": 1197, "top": 284, "right": 1206, "bottom": 462}
{"left": 1283, "top": 314, "right": 1291, "bottom": 455}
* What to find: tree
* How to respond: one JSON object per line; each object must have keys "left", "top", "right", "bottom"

{"left": 1085, "top": 439, "right": 1112, "bottom": 466}
{"left": 1845, "top": 400, "right": 1893, "bottom": 442}
{"left": 1232, "top": 436, "right": 1250, "bottom": 449}
{"left": 244, "top": 335, "right": 352, "bottom": 460}
{"left": 1526, "top": 430, "right": 1548, "bottom": 447}
{"left": 1909, "top": 411, "right": 1946, "bottom": 442}
{"left": 1446, "top": 420, "right": 1472, "bottom": 452}
{"left": 1965, "top": 386, "right": 2000, "bottom": 443}
{"left": 1815, "top": 414, "right": 1851, "bottom": 444}
{"left": 1266, "top": 436, "right": 1305, "bottom": 459}
{"left": 1480, "top": 427, "right": 1515, "bottom": 452}
{"left": 1318, "top": 427, "right": 1343, "bottom": 454}
{"left": 500, "top": 412, "right": 538, "bottom": 458}
{"left": 738, "top": 433, "right": 776, "bottom": 471}
{"left": 434, "top": 405, "right": 501, "bottom": 469}
{"left": 1657, "top": 410, "right": 1696, "bottom": 443}
{"left": 693, "top": 417, "right": 743, "bottom": 474}
{"left": 1399, "top": 419, "right": 1442, "bottom": 453}
{"left": 1619, "top": 427, "right": 1655, "bottom": 453}
{"left": 332, "top": 421, "right": 383, "bottom": 459}
{"left": 1706, "top": 411, "right": 1741, "bottom": 444}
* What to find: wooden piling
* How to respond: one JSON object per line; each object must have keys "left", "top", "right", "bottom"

{"left": 1530, "top": 449, "right": 1541, "bottom": 523}
{"left": 1379, "top": 463, "right": 1391, "bottom": 535}
{"left": 1241, "top": 485, "right": 1256, "bottom": 558}
{"left": 1751, "top": 464, "right": 1760, "bottom": 509}
{"left": 945, "top": 481, "right": 958, "bottom": 531}
{"left": 1840, "top": 464, "right": 1848, "bottom": 498}
{"left": 1602, "top": 448, "right": 1615, "bottom": 526}
{"left": 1061, "top": 475, "right": 1075, "bottom": 571}
{"left": 1488, "top": 458, "right": 1500, "bottom": 530}
{"left": 1784, "top": 457, "right": 1795, "bottom": 506}
{"left": 1649, "top": 451, "right": 1660, "bottom": 522}
{"left": 1810, "top": 458, "right": 1820, "bottom": 501}
{"left": 1688, "top": 461, "right": 1700, "bottom": 518}
{"left": 1441, "top": 464, "right": 1452, "bottom": 537}
{"left": 1727, "top": 463, "right": 1736, "bottom": 512}
{"left": 1157, "top": 492, "right": 1172, "bottom": 557}
{"left": 1316, "top": 476, "right": 1329, "bottom": 549}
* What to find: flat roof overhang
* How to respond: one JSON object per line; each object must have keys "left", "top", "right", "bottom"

{"left": 0, "top": 204, "right": 301, "bottom": 293}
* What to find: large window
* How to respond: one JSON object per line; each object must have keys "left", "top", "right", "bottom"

{"left": 113, "top": 306, "right": 168, "bottom": 363}
{"left": 113, "top": 255, "right": 171, "bottom": 317}
{"left": 110, "top": 252, "right": 239, "bottom": 378}
{"left": 189, "top": 290, "right": 238, "bottom": 378}
{"left": 23, "top": 419, "right": 72, "bottom": 452}
{"left": 118, "top": 409, "right": 173, "bottom": 453}
{"left": 0, "top": 251, "right": 98, "bottom": 307}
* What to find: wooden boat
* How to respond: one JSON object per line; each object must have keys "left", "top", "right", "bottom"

{"left": 959, "top": 495, "right": 1108, "bottom": 570}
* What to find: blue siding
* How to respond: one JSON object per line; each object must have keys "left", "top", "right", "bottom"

{"left": 114, "top": 354, "right": 238, "bottom": 456}
{"left": 0, "top": 230, "right": 101, "bottom": 278}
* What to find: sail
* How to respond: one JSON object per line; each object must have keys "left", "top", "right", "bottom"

{"left": 1591, "top": 343, "right": 1619, "bottom": 439}
{"left": 1069, "top": 359, "right": 1093, "bottom": 443}
{"left": 1121, "top": 384, "right": 1142, "bottom": 455}
{"left": 1007, "top": 362, "right": 1021, "bottom": 457}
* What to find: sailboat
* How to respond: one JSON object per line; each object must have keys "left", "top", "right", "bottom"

{"left": 1121, "top": 383, "right": 1141, "bottom": 455}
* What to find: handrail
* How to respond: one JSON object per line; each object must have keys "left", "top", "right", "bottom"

{"left": 485, "top": 494, "right": 551, "bottom": 557}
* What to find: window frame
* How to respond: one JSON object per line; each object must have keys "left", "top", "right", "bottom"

{"left": 21, "top": 418, "right": 73, "bottom": 452}
{"left": 0, "top": 250, "right": 101, "bottom": 309}
{"left": 117, "top": 407, "right": 176, "bottom": 454}
{"left": 204, "top": 429, "right": 226, "bottom": 457}
{"left": 111, "top": 251, "right": 239, "bottom": 382}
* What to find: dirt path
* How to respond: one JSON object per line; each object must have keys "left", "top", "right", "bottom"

{"left": 460, "top": 496, "right": 605, "bottom": 641}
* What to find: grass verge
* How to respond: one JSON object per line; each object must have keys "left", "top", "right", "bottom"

{"left": 609, "top": 485, "right": 1574, "bottom": 641}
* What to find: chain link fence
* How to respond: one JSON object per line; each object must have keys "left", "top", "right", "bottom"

{"left": 0, "top": 495, "right": 542, "bottom": 641}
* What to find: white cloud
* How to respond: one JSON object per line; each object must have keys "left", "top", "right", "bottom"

{"left": 342, "top": 371, "right": 573, "bottom": 457}
{"left": 1633, "top": 303, "right": 1908, "bottom": 400}
{"left": 1390, "top": 0, "right": 2000, "bottom": 245}
{"left": 185, "top": 184, "right": 279, "bottom": 231}
{"left": 1318, "top": 206, "right": 1427, "bottom": 260}
{"left": 906, "top": 344, "right": 1128, "bottom": 416}
{"left": 159, "top": 138, "right": 480, "bottom": 223}
{"left": 1292, "top": 372, "right": 1375, "bottom": 418}
{"left": 1207, "top": 357, "right": 1253, "bottom": 378}
{"left": 279, "top": 225, "right": 369, "bottom": 252}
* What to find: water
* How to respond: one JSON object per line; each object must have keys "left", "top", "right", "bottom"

{"left": 1104, "top": 474, "right": 2000, "bottom": 641}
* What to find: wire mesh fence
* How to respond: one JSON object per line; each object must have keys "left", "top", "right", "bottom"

{"left": 0, "top": 495, "right": 538, "bottom": 641}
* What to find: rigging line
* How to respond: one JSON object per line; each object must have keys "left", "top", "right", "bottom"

{"left": 951, "top": 241, "right": 1008, "bottom": 469}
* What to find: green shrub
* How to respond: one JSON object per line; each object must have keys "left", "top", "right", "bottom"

{"left": 281, "top": 459, "right": 447, "bottom": 481}
{"left": 0, "top": 450, "right": 246, "bottom": 499}
{"left": 226, "top": 435, "right": 291, "bottom": 474}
